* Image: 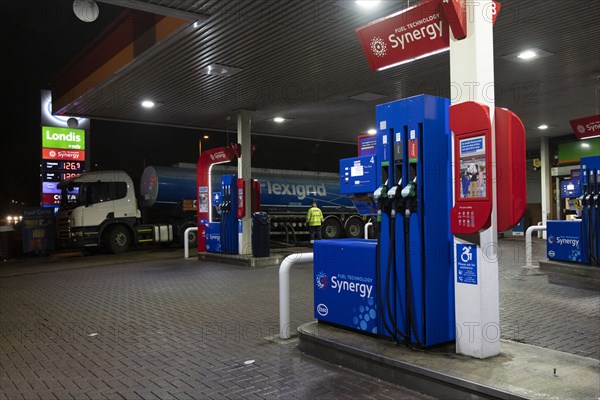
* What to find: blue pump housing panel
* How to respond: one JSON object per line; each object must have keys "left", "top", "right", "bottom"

{"left": 339, "top": 155, "right": 378, "bottom": 194}
{"left": 205, "top": 222, "right": 222, "bottom": 253}
{"left": 547, "top": 220, "right": 589, "bottom": 263}
{"left": 314, "top": 239, "right": 378, "bottom": 335}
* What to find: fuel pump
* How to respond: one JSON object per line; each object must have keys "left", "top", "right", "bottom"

{"left": 314, "top": 95, "right": 454, "bottom": 346}
{"left": 590, "top": 166, "right": 600, "bottom": 264}
{"left": 376, "top": 95, "right": 455, "bottom": 349}
{"left": 548, "top": 156, "right": 599, "bottom": 264}
{"left": 220, "top": 175, "right": 239, "bottom": 254}
{"left": 580, "top": 163, "right": 593, "bottom": 264}
{"left": 587, "top": 168, "right": 598, "bottom": 264}
{"left": 581, "top": 156, "right": 600, "bottom": 265}
{"left": 590, "top": 167, "right": 600, "bottom": 264}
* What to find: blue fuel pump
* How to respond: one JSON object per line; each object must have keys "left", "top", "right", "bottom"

{"left": 547, "top": 156, "right": 599, "bottom": 265}
{"left": 581, "top": 156, "right": 599, "bottom": 265}
{"left": 376, "top": 95, "right": 455, "bottom": 348}
{"left": 314, "top": 95, "right": 455, "bottom": 349}
{"left": 220, "top": 174, "right": 239, "bottom": 254}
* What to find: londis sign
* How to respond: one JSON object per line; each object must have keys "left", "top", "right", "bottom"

{"left": 42, "top": 126, "right": 85, "bottom": 150}
{"left": 356, "top": 0, "right": 449, "bottom": 71}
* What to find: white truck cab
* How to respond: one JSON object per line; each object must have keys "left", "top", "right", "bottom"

{"left": 57, "top": 171, "right": 149, "bottom": 253}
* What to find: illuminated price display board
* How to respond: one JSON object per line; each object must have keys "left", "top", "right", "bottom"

{"left": 40, "top": 125, "right": 87, "bottom": 207}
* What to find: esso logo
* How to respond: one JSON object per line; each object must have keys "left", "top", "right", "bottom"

{"left": 316, "top": 304, "right": 329, "bottom": 317}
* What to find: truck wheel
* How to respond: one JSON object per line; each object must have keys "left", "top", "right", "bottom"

{"left": 344, "top": 216, "right": 364, "bottom": 239}
{"left": 106, "top": 225, "right": 130, "bottom": 254}
{"left": 322, "top": 217, "right": 342, "bottom": 239}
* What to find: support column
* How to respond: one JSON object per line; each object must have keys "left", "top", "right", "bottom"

{"left": 237, "top": 110, "right": 252, "bottom": 255}
{"left": 450, "top": 1, "right": 500, "bottom": 358}
{"left": 540, "top": 137, "right": 551, "bottom": 238}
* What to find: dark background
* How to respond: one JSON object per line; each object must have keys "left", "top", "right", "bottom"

{"left": 0, "top": 0, "right": 356, "bottom": 218}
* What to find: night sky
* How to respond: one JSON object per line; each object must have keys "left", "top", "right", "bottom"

{"left": 0, "top": 1, "right": 355, "bottom": 218}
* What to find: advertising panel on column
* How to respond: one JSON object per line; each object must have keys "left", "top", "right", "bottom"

{"left": 40, "top": 90, "right": 89, "bottom": 210}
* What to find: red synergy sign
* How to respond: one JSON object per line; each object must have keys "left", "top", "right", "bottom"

{"left": 356, "top": 0, "right": 501, "bottom": 71}
{"left": 569, "top": 114, "right": 600, "bottom": 139}
{"left": 42, "top": 148, "right": 86, "bottom": 161}
{"left": 356, "top": 0, "right": 449, "bottom": 71}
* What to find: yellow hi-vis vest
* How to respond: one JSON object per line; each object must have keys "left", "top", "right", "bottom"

{"left": 306, "top": 207, "right": 324, "bottom": 226}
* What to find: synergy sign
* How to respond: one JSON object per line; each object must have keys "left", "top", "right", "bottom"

{"left": 42, "top": 148, "right": 86, "bottom": 161}
{"left": 356, "top": 0, "right": 449, "bottom": 71}
{"left": 356, "top": 0, "right": 501, "bottom": 71}
{"left": 569, "top": 114, "right": 600, "bottom": 139}
{"left": 42, "top": 126, "right": 85, "bottom": 150}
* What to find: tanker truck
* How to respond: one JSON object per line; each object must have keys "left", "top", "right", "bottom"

{"left": 209, "top": 165, "right": 364, "bottom": 242}
{"left": 56, "top": 168, "right": 198, "bottom": 254}
{"left": 55, "top": 165, "right": 365, "bottom": 254}
{"left": 144, "top": 164, "right": 365, "bottom": 242}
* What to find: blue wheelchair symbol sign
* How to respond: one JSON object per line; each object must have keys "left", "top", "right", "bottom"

{"left": 456, "top": 244, "right": 477, "bottom": 285}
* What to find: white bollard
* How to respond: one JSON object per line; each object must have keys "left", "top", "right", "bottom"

{"left": 525, "top": 225, "right": 546, "bottom": 267}
{"left": 279, "top": 252, "right": 314, "bottom": 339}
{"left": 364, "top": 222, "right": 373, "bottom": 239}
{"left": 184, "top": 227, "right": 198, "bottom": 259}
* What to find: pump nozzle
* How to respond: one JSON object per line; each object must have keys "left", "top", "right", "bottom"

{"left": 401, "top": 182, "right": 416, "bottom": 198}
{"left": 388, "top": 178, "right": 402, "bottom": 199}
{"left": 374, "top": 185, "right": 387, "bottom": 200}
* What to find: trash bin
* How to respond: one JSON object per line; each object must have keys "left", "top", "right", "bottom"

{"left": 252, "top": 212, "right": 270, "bottom": 257}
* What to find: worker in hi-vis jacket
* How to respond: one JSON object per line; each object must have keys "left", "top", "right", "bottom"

{"left": 306, "top": 201, "right": 324, "bottom": 244}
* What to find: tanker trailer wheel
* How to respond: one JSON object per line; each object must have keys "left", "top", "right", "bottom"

{"left": 344, "top": 216, "right": 364, "bottom": 239}
{"left": 106, "top": 225, "right": 130, "bottom": 254}
{"left": 321, "top": 216, "right": 343, "bottom": 239}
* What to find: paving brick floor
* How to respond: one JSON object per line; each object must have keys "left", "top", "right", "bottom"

{"left": 1, "top": 251, "right": 434, "bottom": 399}
{"left": 497, "top": 238, "right": 599, "bottom": 359}
{"left": 0, "top": 237, "right": 598, "bottom": 399}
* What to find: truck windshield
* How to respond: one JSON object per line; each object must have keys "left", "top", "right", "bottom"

{"left": 60, "top": 182, "right": 127, "bottom": 209}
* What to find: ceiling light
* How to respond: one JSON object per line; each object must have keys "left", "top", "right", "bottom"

{"left": 273, "top": 117, "right": 286, "bottom": 123}
{"left": 501, "top": 48, "right": 554, "bottom": 63}
{"left": 73, "top": 0, "right": 99, "bottom": 22}
{"left": 141, "top": 100, "right": 155, "bottom": 108}
{"left": 367, "top": 129, "right": 377, "bottom": 135}
{"left": 537, "top": 124, "right": 548, "bottom": 130}
{"left": 201, "top": 64, "right": 242, "bottom": 77}
{"left": 581, "top": 142, "right": 591, "bottom": 148}
{"left": 517, "top": 50, "right": 537, "bottom": 60}
{"left": 355, "top": 0, "right": 380, "bottom": 8}
{"left": 203, "top": 135, "right": 209, "bottom": 139}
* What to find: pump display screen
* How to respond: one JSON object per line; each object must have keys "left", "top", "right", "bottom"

{"left": 459, "top": 136, "right": 487, "bottom": 199}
